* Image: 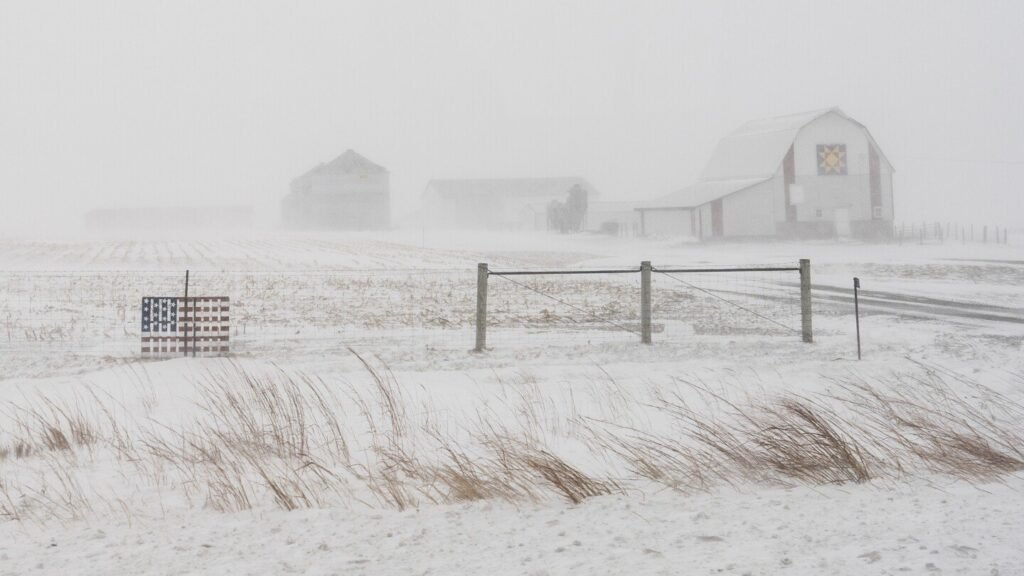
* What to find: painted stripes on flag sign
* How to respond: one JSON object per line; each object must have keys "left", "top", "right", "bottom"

{"left": 141, "top": 296, "right": 230, "bottom": 356}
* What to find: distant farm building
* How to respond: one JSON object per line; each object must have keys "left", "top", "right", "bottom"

{"left": 282, "top": 149, "right": 390, "bottom": 230}
{"left": 422, "top": 177, "right": 596, "bottom": 232}
{"left": 586, "top": 201, "right": 641, "bottom": 237}
{"left": 85, "top": 205, "right": 253, "bottom": 232}
{"left": 638, "top": 108, "right": 894, "bottom": 240}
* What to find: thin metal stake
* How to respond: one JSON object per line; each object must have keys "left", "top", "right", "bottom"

{"left": 854, "top": 277, "right": 862, "bottom": 360}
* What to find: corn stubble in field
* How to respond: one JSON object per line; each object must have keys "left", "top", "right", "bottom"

{"left": 0, "top": 357, "right": 1022, "bottom": 524}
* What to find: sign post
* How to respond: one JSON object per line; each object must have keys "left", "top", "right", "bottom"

{"left": 183, "top": 270, "right": 190, "bottom": 357}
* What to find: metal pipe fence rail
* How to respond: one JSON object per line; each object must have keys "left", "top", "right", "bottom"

{"left": 0, "top": 261, "right": 814, "bottom": 376}
{"left": 475, "top": 260, "right": 812, "bottom": 351}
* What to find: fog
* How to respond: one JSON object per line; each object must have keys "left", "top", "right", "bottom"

{"left": 1, "top": 0, "right": 1022, "bottom": 235}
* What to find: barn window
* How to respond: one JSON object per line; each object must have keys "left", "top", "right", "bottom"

{"left": 817, "top": 144, "right": 848, "bottom": 175}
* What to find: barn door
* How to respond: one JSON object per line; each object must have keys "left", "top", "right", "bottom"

{"left": 834, "top": 208, "right": 851, "bottom": 238}
{"left": 711, "top": 199, "right": 724, "bottom": 237}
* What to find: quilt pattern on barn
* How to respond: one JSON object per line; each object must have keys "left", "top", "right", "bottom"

{"left": 817, "top": 144, "right": 848, "bottom": 175}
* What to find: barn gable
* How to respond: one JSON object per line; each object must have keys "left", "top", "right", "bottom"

{"left": 304, "top": 149, "right": 388, "bottom": 179}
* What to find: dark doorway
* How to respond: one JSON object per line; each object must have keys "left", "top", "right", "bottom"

{"left": 783, "top": 145, "right": 797, "bottom": 222}
{"left": 711, "top": 199, "right": 724, "bottom": 237}
{"left": 869, "top": 145, "right": 882, "bottom": 218}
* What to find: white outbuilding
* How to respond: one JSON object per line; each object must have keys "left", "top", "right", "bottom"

{"left": 282, "top": 149, "right": 391, "bottom": 230}
{"left": 638, "top": 108, "right": 894, "bottom": 240}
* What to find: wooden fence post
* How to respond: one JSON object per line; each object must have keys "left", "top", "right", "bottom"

{"left": 640, "top": 261, "right": 652, "bottom": 345}
{"left": 800, "top": 259, "right": 813, "bottom": 343}
{"left": 474, "top": 263, "right": 488, "bottom": 352}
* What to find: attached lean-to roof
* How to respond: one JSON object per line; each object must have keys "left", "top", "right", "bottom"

{"left": 642, "top": 107, "right": 892, "bottom": 209}
{"left": 637, "top": 178, "right": 767, "bottom": 210}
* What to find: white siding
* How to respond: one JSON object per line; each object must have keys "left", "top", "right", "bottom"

{"left": 287, "top": 169, "right": 391, "bottom": 229}
{"left": 771, "top": 172, "right": 788, "bottom": 225}
{"left": 310, "top": 172, "right": 389, "bottom": 196}
{"left": 696, "top": 204, "right": 712, "bottom": 238}
{"left": 642, "top": 209, "right": 693, "bottom": 237}
{"left": 722, "top": 180, "right": 776, "bottom": 236}
{"left": 588, "top": 202, "right": 640, "bottom": 236}
{"left": 792, "top": 112, "right": 874, "bottom": 223}
{"left": 880, "top": 169, "right": 894, "bottom": 220}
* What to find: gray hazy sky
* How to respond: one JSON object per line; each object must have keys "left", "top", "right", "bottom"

{"left": 1, "top": 0, "right": 1022, "bottom": 233}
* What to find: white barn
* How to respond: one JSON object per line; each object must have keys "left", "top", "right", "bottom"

{"left": 638, "top": 108, "right": 894, "bottom": 240}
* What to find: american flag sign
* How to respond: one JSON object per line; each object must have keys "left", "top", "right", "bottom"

{"left": 141, "top": 296, "right": 230, "bottom": 356}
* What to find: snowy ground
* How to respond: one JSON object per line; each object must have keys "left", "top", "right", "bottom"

{"left": 1, "top": 229, "right": 1022, "bottom": 575}
{"left": 4, "top": 479, "right": 1021, "bottom": 576}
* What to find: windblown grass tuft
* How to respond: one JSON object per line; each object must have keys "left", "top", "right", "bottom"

{"left": 0, "top": 359, "right": 1021, "bottom": 524}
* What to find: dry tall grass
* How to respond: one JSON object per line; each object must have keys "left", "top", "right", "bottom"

{"left": 830, "top": 371, "right": 1024, "bottom": 479}
{"left": 585, "top": 371, "right": 1022, "bottom": 493}
{"left": 0, "top": 359, "right": 1021, "bottom": 524}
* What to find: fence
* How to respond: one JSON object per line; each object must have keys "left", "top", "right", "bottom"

{"left": 894, "top": 222, "right": 1011, "bottom": 245}
{"left": 0, "top": 269, "right": 477, "bottom": 376}
{"left": 474, "top": 260, "right": 812, "bottom": 350}
{"left": 0, "top": 260, "right": 813, "bottom": 376}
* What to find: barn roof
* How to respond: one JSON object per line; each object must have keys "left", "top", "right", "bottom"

{"left": 425, "top": 177, "right": 595, "bottom": 199}
{"left": 642, "top": 108, "right": 892, "bottom": 209}
{"left": 700, "top": 108, "right": 837, "bottom": 182}
{"left": 299, "top": 149, "right": 388, "bottom": 180}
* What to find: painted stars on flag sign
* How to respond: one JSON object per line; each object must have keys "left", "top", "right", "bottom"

{"left": 817, "top": 144, "right": 848, "bottom": 175}
{"left": 140, "top": 296, "right": 230, "bottom": 356}
{"left": 141, "top": 297, "right": 179, "bottom": 333}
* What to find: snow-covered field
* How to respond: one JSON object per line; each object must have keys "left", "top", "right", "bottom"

{"left": 1, "top": 230, "right": 1022, "bottom": 575}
